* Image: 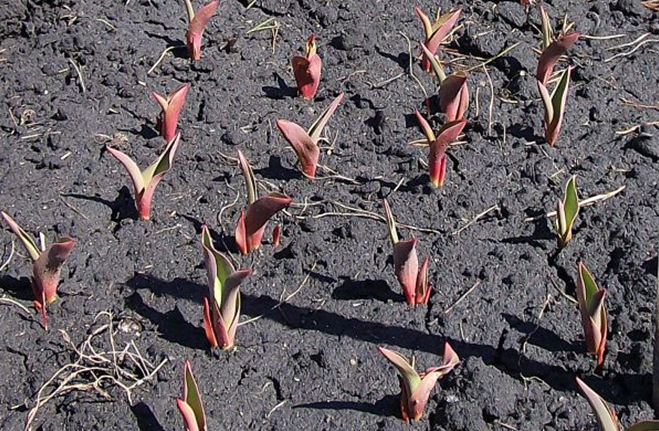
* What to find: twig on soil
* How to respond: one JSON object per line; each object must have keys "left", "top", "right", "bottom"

{"left": 369, "top": 72, "right": 405, "bottom": 89}
{"left": 267, "top": 400, "right": 287, "bottom": 418}
{"left": 493, "top": 420, "right": 519, "bottom": 431}
{"left": 463, "top": 42, "right": 521, "bottom": 73}
{"left": 217, "top": 189, "right": 241, "bottom": 227}
{"left": 246, "top": 18, "right": 280, "bottom": 53}
{"left": 239, "top": 262, "right": 317, "bottom": 326}
{"left": 0, "top": 240, "right": 15, "bottom": 272}
{"left": 59, "top": 195, "right": 90, "bottom": 220}
{"left": 444, "top": 281, "right": 481, "bottom": 314}
{"left": 399, "top": 31, "right": 428, "bottom": 101}
{"left": 68, "top": 59, "right": 86, "bottom": 93}
{"left": 643, "top": 0, "right": 659, "bottom": 11}
{"left": 24, "top": 311, "right": 167, "bottom": 431}
{"left": 605, "top": 33, "right": 659, "bottom": 62}
{"left": 523, "top": 185, "right": 625, "bottom": 222}
{"left": 0, "top": 295, "right": 30, "bottom": 315}
{"left": 581, "top": 34, "right": 625, "bottom": 41}
{"left": 620, "top": 98, "right": 659, "bottom": 111}
{"left": 520, "top": 294, "right": 553, "bottom": 354}
{"left": 452, "top": 205, "right": 499, "bottom": 235}
{"left": 547, "top": 270, "right": 578, "bottom": 305}
{"left": 482, "top": 65, "right": 495, "bottom": 137}
{"left": 616, "top": 121, "right": 659, "bottom": 135}
{"left": 147, "top": 45, "right": 182, "bottom": 75}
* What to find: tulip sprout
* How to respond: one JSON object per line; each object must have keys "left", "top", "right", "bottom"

{"left": 292, "top": 34, "right": 322, "bottom": 99}
{"left": 555, "top": 175, "right": 579, "bottom": 248}
{"left": 1, "top": 211, "right": 75, "bottom": 328}
{"left": 234, "top": 151, "right": 292, "bottom": 254}
{"left": 201, "top": 225, "right": 251, "bottom": 350}
{"left": 577, "top": 377, "right": 659, "bottom": 431}
{"left": 414, "top": 111, "right": 466, "bottom": 187}
{"left": 415, "top": 6, "right": 462, "bottom": 73}
{"left": 276, "top": 93, "right": 344, "bottom": 178}
{"left": 153, "top": 84, "right": 189, "bottom": 143}
{"left": 176, "top": 360, "right": 207, "bottom": 431}
{"left": 184, "top": 0, "right": 221, "bottom": 61}
{"left": 536, "top": 6, "right": 580, "bottom": 146}
{"left": 378, "top": 343, "right": 459, "bottom": 422}
{"left": 383, "top": 199, "right": 431, "bottom": 306}
{"left": 106, "top": 134, "right": 180, "bottom": 220}
{"left": 577, "top": 262, "right": 607, "bottom": 367}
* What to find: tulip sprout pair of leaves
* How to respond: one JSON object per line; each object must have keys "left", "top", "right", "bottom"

{"left": 577, "top": 377, "right": 659, "bottom": 431}
{"left": 415, "top": 6, "right": 462, "bottom": 74}
{"left": 177, "top": 360, "right": 207, "bottom": 431}
{"left": 234, "top": 151, "right": 292, "bottom": 255}
{"left": 577, "top": 262, "right": 607, "bottom": 367}
{"left": 378, "top": 343, "right": 459, "bottom": 422}
{"left": 276, "top": 92, "right": 344, "bottom": 178}
{"left": 0, "top": 211, "right": 75, "bottom": 329}
{"left": 418, "top": 24, "right": 469, "bottom": 123}
{"left": 106, "top": 134, "right": 180, "bottom": 220}
{"left": 183, "top": 0, "right": 220, "bottom": 61}
{"left": 153, "top": 84, "right": 189, "bottom": 143}
{"left": 555, "top": 175, "right": 579, "bottom": 248}
{"left": 383, "top": 199, "right": 431, "bottom": 306}
{"left": 414, "top": 111, "right": 466, "bottom": 187}
{"left": 201, "top": 225, "right": 251, "bottom": 350}
{"left": 292, "top": 34, "right": 322, "bottom": 99}
{"left": 536, "top": 6, "right": 581, "bottom": 146}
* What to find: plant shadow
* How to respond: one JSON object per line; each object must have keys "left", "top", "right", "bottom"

{"left": 0, "top": 274, "right": 33, "bottom": 301}
{"left": 262, "top": 72, "right": 297, "bottom": 99}
{"left": 131, "top": 402, "right": 166, "bottom": 431}
{"left": 502, "top": 313, "right": 578, "bottom": 352}
{"left": 62, "top": 188, "right": 138, "bottom": 224}
{"left": 294, "top": 394, "right": 399, "bottom": 418}
{"left": 253, "top": 155, "right": 301, "bottom": 181}
{"left": 332, "top": 277, "right": 404, "bottom": 303}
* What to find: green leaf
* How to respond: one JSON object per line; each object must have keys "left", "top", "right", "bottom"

{"left": 627, "top": 421, "right": 659, "bottom": 431}
{"left": 576, "top": 377, "right": 619, "bottom": 431}
{"left": 0, "top": 211, "right": 41, "bottom": 261}
{"left": 182, "top": 360, "right": 206, "bottom": 431}
{"left": 382, "top": 199, "right": 399, "bottom": 245}
{"left": 308, "top": 93, "right": 344, "bottom": 143}
{"left": 563, "top": 175, "right": 579, "bottom": 231}
{"left": 377, "top": 346, "right": 422, "bottom": 394}
{"left": 238, "top": 150, "right": 257, "bottom": 205}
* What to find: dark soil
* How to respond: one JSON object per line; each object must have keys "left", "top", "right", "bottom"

{"left": 1, "top": 0, "right": 659, "bottom": 430}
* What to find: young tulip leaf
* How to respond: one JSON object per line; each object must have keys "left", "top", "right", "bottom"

{"left": 276, "top": 93, "right": 344, "bottom": 178}
{"left": 439, "top": 72, "right": 469, "bottom": 122}
{"left": 555, "top": 175, "right": 578, "bottom": 248}
{"left": 1, "top": 211, "right": 75, "bottom": 329}
{"left": 106, "top": 133, "right": 180, "bottom": 220}
{"left": 577, "top": 262, "right": 607, "bottom": 367}
{"left": 627, "top": 422, "right": 659, "bottom": 431}
{"left": 237, "top": 150, "right": 257, "bottom": 206}
{"left": 185, "top": 0, "right": 220, "bottom": 61}
{"left": 428, "top": 119, "right": 467, "bottom": 187}
{"left": 292, "top": 34, "right": 322, "bottom": 99}
{"left": 419, "top": 42, "right": 446, "bottom": 83}
{"left": 234, "top": 192, "right": 292, "bottom": 255}
{"left": 201, "top": 224, "right": 251, "bottom": 350}
{"left": 382, "top": 199, "right": 433, "bottom": 306}
{"left": 576, "top": 377, "right": 620, "bottom": 431}
{"left": 153, "top": 84, "right": 189, "bottom": 143}
{"left": 415, "top": 7, "right": 462, "bottom": 73}
{"left": 536, "top": 32, "right": 581, "bottom": 85}
{"left": 177, "top": 360, "right": 207, "bottom": 431}
{"left": 539, "top": 5, "right": 552, "bottom": 50}
{"left": 378, "top": 343, "right": 459, "bottom": 422}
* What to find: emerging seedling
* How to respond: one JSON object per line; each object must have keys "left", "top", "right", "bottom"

{"left": 536, "top": 7, "right": 580, "bottom": 146}
{"left": 0, "top": 211, "right": 75, "bottom": 329}
{"left": 554, "top": 175, "right": 579, "bottom": 248}
{"left": 576, "top": 377, "right": 659, "bottom": 431}
{"left": 415, "top": 6, "right": 462, "bottom": 73}
{"left": 176, "top": 360, "right": 207, "bottom": 431}
{"left": 414, "top": 110, "right": 467, "bottom": 187}
{"left": 577, "top": 262, "right": 607, "bottom": 367}
{"left": 106, "top": 134, "right": 180, "bottom": 220}
{"left": 153, "top": 84, "right": 189, "bottom": 143}
{"left": 201, "top": 225, "right": 251, "bottom": 350}
{"left": 184, "top": 0, "right": 220, "bottom": 61}
{"left": 276, "top": 92, "right": 344, "bottom": 178}
{"left": 234, "top": 151, "right": 292, "bottom": 254}
{"left": 383, "top": 199, "right": 431, "bottom": 306}
{"left": 292, "top": 34, "right": 322, "bottom": 99}
{"left": 378, "top": 343, "right": 459, "bottom": 422}
{"left": 438, "top": 72, "right": 469, "bottom": 122}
